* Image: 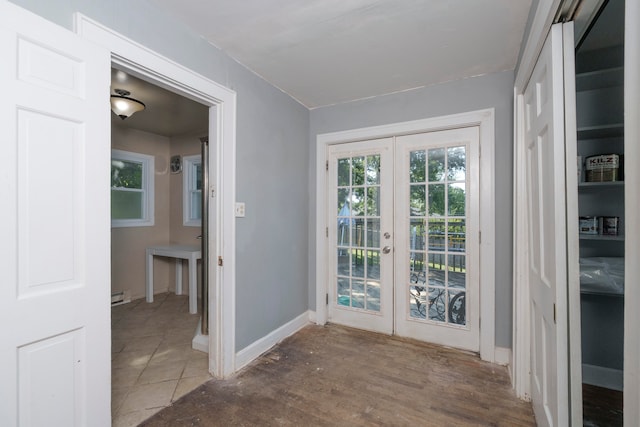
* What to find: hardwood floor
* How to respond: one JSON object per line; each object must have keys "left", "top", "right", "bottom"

{"left": 142, "top": 324, "right": 535, "bottom": 426}
{"left": 583, "top": 383, "right": 623, "bottom": 426}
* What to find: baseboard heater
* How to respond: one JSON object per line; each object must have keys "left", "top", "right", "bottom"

{"left": 111, "top": 290, "right": 131, "bottom": 306}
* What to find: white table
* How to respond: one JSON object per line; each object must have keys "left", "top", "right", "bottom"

{"left": 146, "top": 244, "right": 201, "bottom": 314}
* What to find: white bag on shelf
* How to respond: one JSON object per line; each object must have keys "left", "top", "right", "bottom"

{"left": 579, "top": 257, "right": 624, "bottom": 294}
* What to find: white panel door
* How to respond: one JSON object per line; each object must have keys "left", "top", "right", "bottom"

{"left": 394, "top": 127, "right": 480, "bottom": 352}
{"left": 523, "top": 24, "right": 569, "bottom": 427}
{"left": 327, "top": 139, "right": 394, "bottom": 334}
{"left": 0, "top": 2, "right": 111, "bottom": 426}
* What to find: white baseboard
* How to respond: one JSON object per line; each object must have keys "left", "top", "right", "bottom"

{"left": 308, "top": 310, "right": 317, "bottom": 324}
{"left": 494, "top": 346, "right": 511, "bottom": 366}
{"left": 191, "top": 318, "right": 209, "bottom": 353}
{"left": 582, "top": 363, "right": 623, "bottom": 391}
{"left": 235, "top": 311, "right": 310, "bottom": 371}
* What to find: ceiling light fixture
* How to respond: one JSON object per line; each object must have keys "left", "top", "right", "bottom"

{"left": 110, "top": 89, "right": 146, "bottom": 120}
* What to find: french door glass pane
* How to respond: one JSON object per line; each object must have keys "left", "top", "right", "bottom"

{"left": 410, "top": 185, "right": 426, "bottom": 216}
{"left": 407, "top": 145, "right": 468, "bottom": 326}
{"left": 335, "top": 154, "right": 382, "bottom": 313}
{"left": 409, "top": 150, "right": 426, "bottom": 182}
{"left": 428, "top": 148, "right": 446, "bottom": 181}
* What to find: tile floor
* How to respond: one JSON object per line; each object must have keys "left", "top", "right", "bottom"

{"left": 111, "top": 292, "right": 212, "bottom": 427}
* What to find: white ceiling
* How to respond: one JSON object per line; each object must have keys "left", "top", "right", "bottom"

{"left": 148, "top": 0, "right": 533, "bottom": 108}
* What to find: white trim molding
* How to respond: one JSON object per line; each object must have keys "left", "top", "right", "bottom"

{"left": 515, "top": 0, "right": 562, "bottom": 93}
{"left": 235, "top": 311, "right": 311, "bottom": 371}
{"left": 74, "top": 14, "right": 238, "bottom": 378}
{"left": 315, "top": 109, "right": 496, "bottom": 362}
{"left": 494, "top": 347, "right": 512, "bottom": 367}
{"left": 583, "top": 364, "right": 623, "bottom": 392}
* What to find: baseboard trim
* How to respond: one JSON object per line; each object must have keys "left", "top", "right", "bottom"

{"left": 582, "top": 363, "right": 623, "bottom": 391}
{"left": 235, "top": 311, "right": 310, "bottom": 371}
{"left": 308, "top": 310, "right": 317, "bottom": 324}
{"left": 494, "top": 346, "right": 511, "bottom": 366}
{"left": 192, "top": 318, "right": 209, "bottom": 353}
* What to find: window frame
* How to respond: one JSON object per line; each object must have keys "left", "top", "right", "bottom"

{"left": 111, "top": 149, "right": 154, "bottom": 228}
{"left": 183, "top": 154, "right": 202, "bottom": 227}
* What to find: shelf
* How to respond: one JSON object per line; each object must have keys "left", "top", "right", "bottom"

{"left": 579, "top": 234, "right": 624, "bottom": 241}
{"left": 577, "top": 123, "right": 624, "bottom": 140}
{"left": 580, "top": 288, "right": 624, "bottom": 297}
{"left": 576, "top": 67, "right": 623, "bottom": 91}
{"left": 578, "top": 181, "right": 624, "bottom": 190}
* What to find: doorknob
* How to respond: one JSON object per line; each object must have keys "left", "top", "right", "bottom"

{"left": 382, "top": 246, "right": 391, "bottom": 254}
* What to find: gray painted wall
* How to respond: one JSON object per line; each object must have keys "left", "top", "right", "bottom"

{"left": 10, "top": 0, "right": 311, "bottom": 351}
{"left": 309, "top": 71, "right": 515, "bottom": 348}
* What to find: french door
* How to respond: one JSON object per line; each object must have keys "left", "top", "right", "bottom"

{"left": 327, "top": 138, "right": 395, "bottom": 334}
{"left": 327, "top": 127, "right": 480, "bottom": 352}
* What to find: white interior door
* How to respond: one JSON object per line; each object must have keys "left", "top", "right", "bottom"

{"left": 523, "top": 23, "right": 569, "bottom": 427}
{"left": 327, "top": 139, "right": 394, "bottom": 334}
{"left": 0, "top": 3, "right": 111, "bottom": 425}
{"left": 394, "top": 127, "right": 480, "bottom": 352}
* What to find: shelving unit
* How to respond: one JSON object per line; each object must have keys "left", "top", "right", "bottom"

{"left": 575, "top": 42, "right": 624, "bottom": 392}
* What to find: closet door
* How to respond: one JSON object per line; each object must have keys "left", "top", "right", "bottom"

{"left": 523, "top": 23, "right": 573, "bottom": 427}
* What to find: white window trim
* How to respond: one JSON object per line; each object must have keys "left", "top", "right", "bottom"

{"left": 111, "top": 149, "right": 154, "bottom": 228}
{"left": 183, "top": 154, "right": 202, "bottom": 227}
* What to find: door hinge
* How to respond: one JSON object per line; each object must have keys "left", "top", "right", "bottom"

{"left": 326, "top": 227, "right": 329, "bottom": 237}
{"left": 479, "top": 231, "right": 482, "bottom": 244}
{"left": 326, "top": 293, "right": 329, "bottom": 305}
{"left": 326, "top": 160, "right": 329, "bottom": 171}
{"left": 218, "top": 256, "right": 223, "bottom": 266}
{"left": 553, "top": 303, "right": 556, "bottom": 323}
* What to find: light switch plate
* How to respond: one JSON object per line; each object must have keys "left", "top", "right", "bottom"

{"left": 235, "top": 202, "right": 245, "bottom": 217}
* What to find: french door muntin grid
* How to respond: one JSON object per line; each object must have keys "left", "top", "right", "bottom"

{"left": 407, "top": 145, "right": 468, "bottom": 326}
{"left": 336, "top": 154, "right": 382, "bottom": 313}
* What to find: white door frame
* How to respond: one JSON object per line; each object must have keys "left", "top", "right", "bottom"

{"left": 315, "top": 109, "right": 497, "bottom": 362}
{"left": 74, "top": 15, "right": 237, "bottom": 378}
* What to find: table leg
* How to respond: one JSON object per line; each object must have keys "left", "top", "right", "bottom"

{"left": 146, "top": 249, "right": 154, "bottom": 303}
{"left": 176, "top": 259, "right": 183, "bottom": 295}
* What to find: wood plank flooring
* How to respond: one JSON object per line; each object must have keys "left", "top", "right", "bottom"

{"left": 583, "top": 383, "right": 623, "bottom": 426}
{"left": 142, "top": 324, "right": 535, "bottom": 426}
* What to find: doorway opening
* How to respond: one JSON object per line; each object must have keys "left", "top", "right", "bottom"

{"left": 315, "top": 109, "right": 497, "bottom": 362}
{"left": 109, "top": 67, "right": 212, "bottom": 422}
{"left": 574, "top": 0, "right": 625, "bottom": 424}
{"left": 326, "top": 127, "right": 480, "bottom": 352}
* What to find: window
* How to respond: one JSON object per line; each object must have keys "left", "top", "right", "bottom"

{"left": 183, "top": 155, "right": 202, "bottom": 226}
{"left": 111, "top": 149, "right": 154, "bottom": 227}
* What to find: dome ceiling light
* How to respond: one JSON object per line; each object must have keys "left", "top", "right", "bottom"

{"left": 110, "top": 88, "right": 146, "bottom": 120}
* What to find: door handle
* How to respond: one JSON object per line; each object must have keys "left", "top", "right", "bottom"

{"left": 382, "top": 246, "right": 391, "bottom": 254}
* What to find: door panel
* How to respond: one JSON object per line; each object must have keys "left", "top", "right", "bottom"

{"left": 395, "top": 128, "right": 480, "bottom": 351}
{"left": 327, "top": 139, "right": 394, "bottom": 334}
{"left": 0, "top": 2, "right": 111, "bottom": 425}
{"left": 523, "top": 24, "right": 569, "bottom": 427}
